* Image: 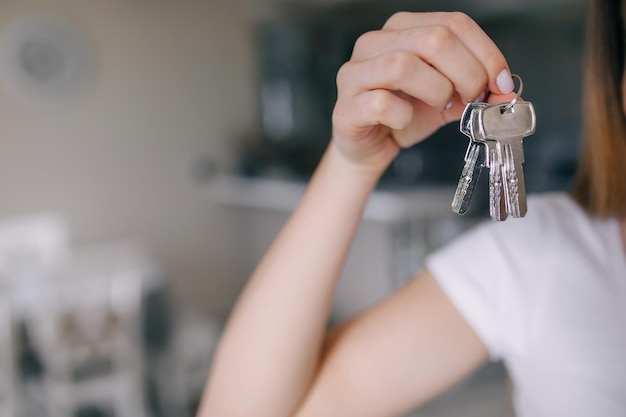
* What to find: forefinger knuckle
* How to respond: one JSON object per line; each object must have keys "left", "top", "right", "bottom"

{"left": 381, "top": 51, "right": 414, "bottom": 83}
{"left": 445, "top": 11, "right": 475, "bottom": 34}
{"left": 383, "top": 11, "right": 413, "bottom": 30}
{"left": 352, "top": 30, "right": 381, "bottom": 59}
{"left": 423, "top": 25, "right": 455, "bottom": 55}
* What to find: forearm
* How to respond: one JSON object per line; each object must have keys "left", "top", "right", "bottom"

{"left": 198, "top": 143, "right": 385, "bottom": 417}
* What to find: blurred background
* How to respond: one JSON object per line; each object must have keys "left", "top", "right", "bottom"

{"left": 0, "top": 0, "right": 586, "bottom": 416}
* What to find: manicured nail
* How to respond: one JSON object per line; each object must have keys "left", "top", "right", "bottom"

{"left": 445, "top": 98, "right": 454, "bottom": 110}
{"left": 496, "top": 69, "right": 514, "bottom": 94}
{"left": 473, "top": 90, "right": 486, "bottom": 103}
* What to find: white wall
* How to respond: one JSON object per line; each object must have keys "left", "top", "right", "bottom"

{"left": 0, "top": 0, "right": 259, "bottom": 313}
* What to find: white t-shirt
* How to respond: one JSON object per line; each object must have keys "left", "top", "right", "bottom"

{"left": 425, "top": 192, "right": 626, "bottom": 417}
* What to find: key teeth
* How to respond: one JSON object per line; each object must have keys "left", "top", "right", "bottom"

{"left": 503, "top": 152, "right": 526, "bottom": 219}
{"left": 489, "top": 169, "right": 500, "bottom": 221}
{"left": 501, "top": 164, "right": 515, "bottom": 217}
{"left": 452, "top": 174, "right": 471, "bottom": 214}
{"left": 489, "top": 162, "right": 507, "bottom": 222}
{"left": 508, "top": 173, "right": 520, "bottom": 217}
{"left": 452, "top": 144, "right": 481, "bottom": 215}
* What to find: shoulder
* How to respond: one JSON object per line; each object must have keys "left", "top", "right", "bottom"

{"left": 423, "top": 191, "right": 586, "bottom": 359}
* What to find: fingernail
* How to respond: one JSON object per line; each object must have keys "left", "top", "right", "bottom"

{"left": 473, "top": 90, "right": 486, "bottom": 103}
{"left": 445, "top": 98, "right": 454, "bottom": 110}
{"left": 496, "top": 69, "right": 514, "bottom": 94}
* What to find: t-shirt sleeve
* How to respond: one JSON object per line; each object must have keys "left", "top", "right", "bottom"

{"left": 424, "top": 212, "right": 545, "bottom": 361}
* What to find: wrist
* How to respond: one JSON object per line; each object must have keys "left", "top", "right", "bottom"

{"left": 322, "top": 142, "right": 386, "bottom": 188}
{"left": 327, "top": 138, "right": 397, "bottom": 181}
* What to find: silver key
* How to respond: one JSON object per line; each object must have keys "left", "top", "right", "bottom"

{"left": 470, "top": 107, "right": 508, "bottom": 221}
{"left": 452, "top": 103, "right": 488, "bottom": 214}
{"left": 478, "top": 101, "right": 536, "bottom": 218}
{"left": 485, "top": 140, "right": 508, "bottom": 221}
{"left": 451, "top": 141, "right": 484, "bottom": 215}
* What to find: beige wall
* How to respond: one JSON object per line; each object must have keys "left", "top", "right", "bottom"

{"left": 0, "top": 0, "right": 259, "bottom": 313}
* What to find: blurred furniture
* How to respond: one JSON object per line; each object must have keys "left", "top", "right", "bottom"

{"left": 0, "top": 213, "right": 70, "bottom": 417}
{"left": 0, "top": 213, "right": 182, "bottom": 417}
{"left": 24, "top": 242, "right": 157, "bottom": 417}
{"left": 0, "top": 213, "right": 69, "bottom": 268}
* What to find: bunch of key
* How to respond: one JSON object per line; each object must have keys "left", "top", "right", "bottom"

{"left": 451, "top": 76, "right": 536, "bottom": 221}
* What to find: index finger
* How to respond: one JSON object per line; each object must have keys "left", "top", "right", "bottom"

{"left": 383, "top": 11, "right": 515, "bottom": 95}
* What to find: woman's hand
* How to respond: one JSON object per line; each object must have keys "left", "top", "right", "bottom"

{"left": 331, "top": 11, "right": 516, "bottom": 174}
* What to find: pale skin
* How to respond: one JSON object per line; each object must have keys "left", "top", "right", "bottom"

{"left": 197, "top": 11, "right": 626, "bottom": 417}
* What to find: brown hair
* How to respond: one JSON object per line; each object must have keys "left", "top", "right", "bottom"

{"left": 571, "top": 0, "right": 626, "bottom": 217}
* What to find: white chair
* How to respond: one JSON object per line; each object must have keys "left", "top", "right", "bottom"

{"left": 26, "top": 242, "right": 151, "bottom": 417}
{"left": 0, "top": 213, "right": 69, "bottom": 417}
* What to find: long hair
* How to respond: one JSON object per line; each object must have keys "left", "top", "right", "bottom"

{"left": 571, "top": 0, "right": 626, "bottom": 217}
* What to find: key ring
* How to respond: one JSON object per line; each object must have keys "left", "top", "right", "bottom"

{"left": 502, "top": 74, "right": 523, "bottom": 113}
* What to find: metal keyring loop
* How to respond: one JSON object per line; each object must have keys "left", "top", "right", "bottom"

{"left": 502, "top": 74, "right": 523, "bottom": 112}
